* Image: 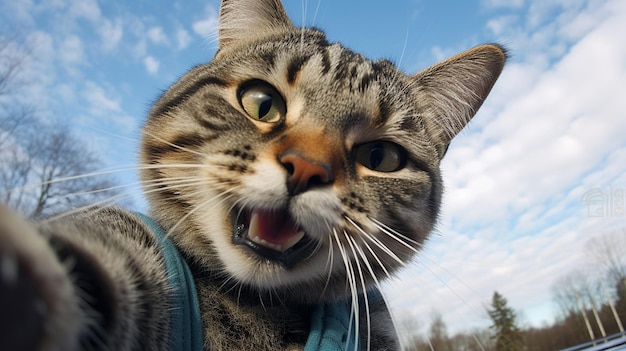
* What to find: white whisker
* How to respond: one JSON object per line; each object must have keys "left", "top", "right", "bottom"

{"left": 346, "top": 217, "right": 404, "bottom": 268}
{"left": 142, "top": 130, "right": 207, "bottom": 158}
{"left": 369, "top": 219, "right": 492, "bottom": 350}
{"left": 320, "top": 231, "right": 334, "bottom": 298}
{"left": 163, "top": 185, "right": 241, "bottom": 239}
{"left": 345, "top": 234, "right": 371, "bottom": 351}
{"left": 332, "top": 229, "right": 359, "bottom": 351}
{"left": 369, "top": 217, "right": 424, "bottom": 252}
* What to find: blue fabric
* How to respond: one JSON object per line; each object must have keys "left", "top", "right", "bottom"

{"left": 135, "top": 213, "right": 203, "bottom": 351}
{"left": 305, "top": 299, "right": 360, "bottom": 351}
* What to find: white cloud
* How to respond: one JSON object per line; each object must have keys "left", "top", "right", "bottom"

{"left": 482, "top": 0, "right": 525, "bottom": 9}
{"left": 1, "top": 0, "right": 36, "bottom": 26}
{"left": 99, "top": 18, "right": 124, "bottom": 51}
{"left": 192, "top": 5, "right": 219, "bottom": 38}
{"left": 79, "top": 81, "right": 137, "bottom": 134}
{"left": 132, "top": 39, "right": 147, "bottom": 60}
{"left": 143, "top": 56, "right": 159, "bottom": 75}
{"left": 386, "top": 0, "right": 626, "bottom": 336}
{"left": 176, "top": 27, "right": 192, "bottom": 50}
{"left": 59, "top": 35, "right": 85, "bottom": 65}
{"left": 68, "top": 0, "right": 101, "bottom": 23}
{"left": 487, "top": 15, "right": 519, "bottom": 36}
{"left": 82, "top": 81, "right": 121, "bottom": 115}
{"left": 147, "top": 26, "right": 168, "bottom": 46}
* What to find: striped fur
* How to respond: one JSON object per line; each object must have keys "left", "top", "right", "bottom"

{"left": 0, "top": 0, "right": 505, "bottom": 350}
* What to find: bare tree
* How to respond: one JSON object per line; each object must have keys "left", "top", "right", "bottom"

{"left": 397, "top": 315, "right": 425, "bottom": 351}
{"left": 427, "top": 311, "right": 453, "bottom": 351}
{"left": 0, "top": 33, "right": 119, "bottom": 219}
{"left": 586, "top": 231, "right": 626, "bottom": 291}
{"left": 0, "top": 33, "right": 31, "bottom": 97}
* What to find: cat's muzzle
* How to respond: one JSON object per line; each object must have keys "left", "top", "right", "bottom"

{"left": 232, "top": 207, "right": 317, "bottom": 269}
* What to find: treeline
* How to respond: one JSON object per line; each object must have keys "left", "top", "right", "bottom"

{"left": 402, "top": 230, "right": 626, "bottom": 351}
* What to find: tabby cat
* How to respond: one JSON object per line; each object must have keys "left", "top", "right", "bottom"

{"left": 0, "top": 0, "right": 506, "bottom": 350}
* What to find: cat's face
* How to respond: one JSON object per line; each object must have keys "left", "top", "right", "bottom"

{"left": 140, "top": 0, "right": 505, "bottom": 303}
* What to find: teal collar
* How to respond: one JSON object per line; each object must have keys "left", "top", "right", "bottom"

{"left": 136, "top": 213, "right": 363, "bottom": 351}
{"left": 305, "top": 299, "right": 360, "bottom": 351}
{"left": 135, "top": 213, "right": 204, "bottom": 351}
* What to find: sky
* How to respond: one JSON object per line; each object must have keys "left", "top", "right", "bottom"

{"left": 1, "top": 0, "right": 626, "bottom": 341}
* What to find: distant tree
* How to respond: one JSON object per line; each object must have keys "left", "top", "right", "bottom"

{"left": 587, "top": 231, "right": 626, "bottom": 292}
{"left": 487, "top": 291, "right": 524, "bottom": 351}
{"left": 397, "top": 314, "right": 424, "bottom": 351}
{"left": 450, "top": 329, "right": 494, "bottom": 351}
{"left": 427, "top": 312, "right": 452, "bottom": 351}
{"left": 0, "top": 33, "right": 118, "bottom": 218}
{"left": 617, "top": 277, "right": 626, "bottom": 329}
{"left": 552, "top": 270, "right": 607, "bottom": 341}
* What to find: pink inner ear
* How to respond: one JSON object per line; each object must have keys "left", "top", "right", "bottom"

{"left": 251, "top": 209, "right": 301, "bottom": 245}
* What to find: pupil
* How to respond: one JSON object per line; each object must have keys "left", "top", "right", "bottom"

{"left": 258, "top": 97, "right": 272, "bottom": 117}
{"left": 370, "top": 147, "right": 385, "bottom": 168}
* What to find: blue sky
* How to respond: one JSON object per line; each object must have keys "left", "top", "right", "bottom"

{"left": 2, "top": 0, "right": 626, "bottom": 341}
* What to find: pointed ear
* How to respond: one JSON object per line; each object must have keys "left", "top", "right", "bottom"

{"left": 218, "top": 0, "right": 294, "bottom": 48}
{"left": 411, "top": 44, "right": 506, "bottom": 156}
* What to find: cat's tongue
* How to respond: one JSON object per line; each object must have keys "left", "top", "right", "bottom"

{"left": 248, "top": 209, "right": 305, "bottom": 252}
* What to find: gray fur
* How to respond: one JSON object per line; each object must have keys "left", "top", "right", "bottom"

{"left": 0, "top": 0, "right": 505, "bottom": 350}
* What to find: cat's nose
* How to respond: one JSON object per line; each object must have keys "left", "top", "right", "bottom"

{"left": 279, "top": 153, "right": 332, "bottom": 196}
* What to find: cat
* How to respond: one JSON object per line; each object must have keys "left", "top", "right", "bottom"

{"left": 0, "top": 0, "right": 506, "bottom": 350}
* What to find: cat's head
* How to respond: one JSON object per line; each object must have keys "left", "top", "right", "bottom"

{"left": 140, "top": 0, "right": 505, "bottom": 303}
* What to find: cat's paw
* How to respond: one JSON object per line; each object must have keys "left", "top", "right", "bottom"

{"left": 0, "top": 205, "right": 80, "bottom": 351}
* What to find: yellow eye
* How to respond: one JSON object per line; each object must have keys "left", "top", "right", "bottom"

{"left": 238, "top": 82, "right": 286, "bottom": 123}
{"left": 354, "top": 141, "right": 405, "bottom": 172}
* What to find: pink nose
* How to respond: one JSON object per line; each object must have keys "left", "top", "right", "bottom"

{"left": 279, "top": 153, "right": 332, "bottom": 195}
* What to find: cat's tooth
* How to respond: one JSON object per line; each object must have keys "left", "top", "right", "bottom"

{"left": 260, "top": 239, "right": 280, "bottom": 251}
{"left": 248, "top": 212, "right": 260, "bottom": 240}
{"left": 247, "top": 213, "right": 280, "bottom": 251}
{"left": 281, "top": 231, "right": 305, "bottom": 252}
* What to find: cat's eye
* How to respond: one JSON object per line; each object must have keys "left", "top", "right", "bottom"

{"left": 238, "top": 82, "right": 286, "bottom": 123}
{"left": 354, "top": 141, "right": 405, "bottom": 172}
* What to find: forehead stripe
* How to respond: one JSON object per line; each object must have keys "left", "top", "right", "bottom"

{"left": 286, "top": 55, "right": 312, "bottom": 85}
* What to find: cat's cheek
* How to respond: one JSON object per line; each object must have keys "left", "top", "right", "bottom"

{"left": 238, "top": 160, "right": 288, "bottom": 207}
{"left": 288, "top": 192, "right": 343, "bottom": 240}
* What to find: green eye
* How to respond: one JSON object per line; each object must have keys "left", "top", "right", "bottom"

{"left": 238, "top": 82, "right": 286, "bottom": 123}
{"left": 354, "top": 141, "right": 405, "bottom": 172}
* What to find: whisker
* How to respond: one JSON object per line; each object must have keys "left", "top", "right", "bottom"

{"left": 6, "top": 163, "right": 224, "bottom": 199}
{"left": 345, "top": 234, "right": 370, "bottom": 351}
{"left": 346, "top": 217, "right": 404, "bottom": 268}
{"left": 6, "top": 166, "right": 138, "bottom": 194}
{"left": 332, "top": 229, "right": 359, "bottom": 351}
{"left": 320, "top": 230, "right": 335, "bottom": 298}
{"left": 350, "top": 225, "right": 392, "bottom": 279}
{"left": 347, "top": 225, "right": 404, "bottom": 351}
{"left": 369, "top": 217, "right": 424, "bottom": 252}
{"left": 40, "top": 190, "right": 139, "bottom": 223}
{"left": 371, "top": 217, "right": 487, "bottom": 302}
{"left": 311, "top": 0, "right": 322, "bottom": 28}
{"left": 142, "top": 130, "right": 208, "bottom": 158}
{"left": 370, "top": 219, "right": 491, "bottom": 350}
{"left": 163, "top": 186, "right": 241, "bottom": 239}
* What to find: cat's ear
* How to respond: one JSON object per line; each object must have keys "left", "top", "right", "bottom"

{"left": 218, "top": 0, "right": 294, "bottom": 48}
{"left": 411, "top": 44, "right": 506, "bottom": 157}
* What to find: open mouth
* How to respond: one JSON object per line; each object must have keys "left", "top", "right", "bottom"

{"left": 232, "top": 207, "right": 317, "bottom": 269}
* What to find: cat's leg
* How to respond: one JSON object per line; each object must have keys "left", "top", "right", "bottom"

{"left": 0, "top": 206, "right": 173, "bottom": 350}
{"left": 0, "top": 204, "right": 80, "bottom": 350}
